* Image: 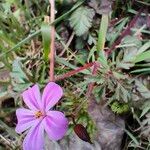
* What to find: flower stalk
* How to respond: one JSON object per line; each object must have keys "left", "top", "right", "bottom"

{"left": 49, "top": 0, "right": 55, "bottom": 81}
{"left": 55, "top": 62, "right": 95, "bottom": 81}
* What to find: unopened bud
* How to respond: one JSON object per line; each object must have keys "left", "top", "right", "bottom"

{"left": 74, "top": 124, "right": 92, "bottom": 144}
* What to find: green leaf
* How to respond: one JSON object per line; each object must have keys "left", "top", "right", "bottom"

{"left": 52, "top": 0, "right": 86, "bottom": 25}
{"left": 88, "top": 34, "right": 96, "bottom": 45}
{"left": 56, "top": 56, "right": 91, "bottom": 75}
{"left": 97, "top": 50, "right": 108, "bottom": 68}
{"left": 134, "top": 80, "right": 150, "bottom": 99}
{"left": 141, "top": 113, "right": 150, "bottom": 139}
{"left": 140, "top": 101, "right": 150, "bottom": 118}
{"left": 116, "top": 36, "right": 143, "bottom": 69}
{"left": 10, "top": 59, "right": 33, "bottom": 91}
{"left": 97, "top": 14, "right": 109, "bottom": 51}
{"left": 124, "top": 129, "right": 139, "bottom": 146}
{"left": 121, "top": 37, "right": 142, "bottom": 63}
{"left": 134, "top": 50, "right": 150, "bottom": 63}
{"left": 112, "top": 71, "right": 127, "bottom": 80}
{"left": 131, "top": 68, "right": 150, "bottom": 73}
{"left": 0, "top": 119, "right": 19, "bottom": 138}
{"left": 0, "top": 30, "right": 41, "bottom": 58}
{"left": 69, "top": 6, "right": 95, "bottom": 36}
{"left": 110, "top": 101, "right": 129, "bottom": 114}
{"left": 11, "top": 59, "right": 28, "bottom": 82}
{"left": 0, "top": 0, "right": 85, "bottom": 58}
{"left": 137, "top": 41, "right": 150, "bottom": 55}
{"left": 109, "top": 18, "right": 129, "bottom": 46}
{"left": 88, "top": 46, "right": 96, "bottom": 62}
{"left": 41, "top": 23, "right": 51, "bottom": 61}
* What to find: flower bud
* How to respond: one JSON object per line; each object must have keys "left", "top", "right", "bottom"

{"left": 74, "top": 124, "right": 92, "bottom": 144}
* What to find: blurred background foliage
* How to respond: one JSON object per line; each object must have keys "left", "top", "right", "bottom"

{"left": 0, "top": 0, "right": 150, "bottom": 149}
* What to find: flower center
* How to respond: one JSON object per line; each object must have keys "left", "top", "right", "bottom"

{"left": 35, "top": 111, "right": 43, "bottom": 118}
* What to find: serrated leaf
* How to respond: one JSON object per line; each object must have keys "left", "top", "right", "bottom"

{"left": 140, "top": 101, "right": 150, "bottom": 118}
{"left": 135, "top": 80, "right": 150, "bottom": 99}
{"left": 120, "top": 85, "right": 130, "bottom": 102}
{"left": 117, "top": 36, "right": 143, "bottom": 69}
{"left": 10, "top": 59, "right": 32, "bottom": 91}
{"left": 141, "top": 113, "right": 150, "bottom": 139}
{"left": 69, "top": 6, "right": 95, "bottom": 36}
{"left": 10, "top": 59, "right": 28, "bottom": 82}
{"left": 88, "top": 34, "right": 96, "bottom": 45}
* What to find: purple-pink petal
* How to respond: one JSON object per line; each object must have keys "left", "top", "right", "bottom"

{"left": 42, "top": 82, "right": 63, "bottom": 111}
{"left": 23, "top": 121, "right": 44, "bottom": 150}
{"left": 16, "top": 82, "right": 68, "bottom": 149}
{"left": 15, "top": 108, "right": 38, "bottom": 134}
{"left": 22, "top": 84, "right": 42, "bottom": 110}
{"left": 43, "top": 111, "right": 68, "bottom": 140}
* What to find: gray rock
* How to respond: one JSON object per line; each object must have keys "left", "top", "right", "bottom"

{"left": 45, "top": 134, "right": 101, "bottom": 150}
{"left": 88, "top": 99, "right": 125, "bottom": 150}
{"left": 45, "top": 98, "right": 125, "bottom": 150}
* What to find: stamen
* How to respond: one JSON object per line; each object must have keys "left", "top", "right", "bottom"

{"left": 35, "top": 111, "right": 43, "bottom": 118}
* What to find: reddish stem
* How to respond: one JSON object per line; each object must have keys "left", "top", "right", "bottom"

{"left": 107, "top": 8, "right": 143, "bottom": 55}
{"left": 49, "top": 0, "right": 55, "bottom": 81}
{"left": 55, "top": 62, "right": 96, "bottom": 81}
{"left": 86, "top": 62, "right": 99, "bottom": 98}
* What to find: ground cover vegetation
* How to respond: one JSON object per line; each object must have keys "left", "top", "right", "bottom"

{"left": 0, "top": 0, "right": 150, "bottom": 149}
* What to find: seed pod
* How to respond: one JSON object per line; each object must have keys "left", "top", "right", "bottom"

{"left": 74, "top": 124, "right": 92, "bottom": 144}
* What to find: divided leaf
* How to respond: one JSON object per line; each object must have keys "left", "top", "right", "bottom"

{"left": 69, "top": 6, "right": 95, "bottom": 36}
{"left": 116, "top": 36, "right": 142, "bottom": 69}
{"left": 10, "top": 59, "right": 32, "bottom": 91}
{"left": 134, "top": 80, "right": 150, "bottom": 99}
{"left": 141, "top": 113, "right": 150, "bottom": 139}
{"left": 140, "top": 101, "right": 150, "bottom": 118}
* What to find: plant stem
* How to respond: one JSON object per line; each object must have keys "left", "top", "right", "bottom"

{"left": 86, "top": 62, "right": 99, "bottom": 98}
{"left": 49, "top": 0, "right": 55, "bottom": 81}
{"left": 59, "top": 32, "right": 75, "bottom": 57}
{"left": 107, "top": 8, "right": 143, "bottom": 55}
{"left": 55, "top": 62, "right": 95, "bottom": 81}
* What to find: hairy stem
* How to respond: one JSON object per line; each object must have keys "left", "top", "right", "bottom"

{"left": 107, "top": 8, "right": 143, "bottom": 55}
{"left": 55, "top": 62, "right": 95, "bottom": 81}
{"left": 49, "top": 0, "right": 55, "bottom": 81}
{"left": 86, "top": 62, "right": 99, "bottom": 98}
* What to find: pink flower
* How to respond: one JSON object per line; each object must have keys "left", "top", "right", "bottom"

{"left": 15, "top": 82, "right": 68, "bottom": 150}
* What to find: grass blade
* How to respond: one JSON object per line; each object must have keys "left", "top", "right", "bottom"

{"left": 97, "top": 14, "right": 109, "bottom": 51}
